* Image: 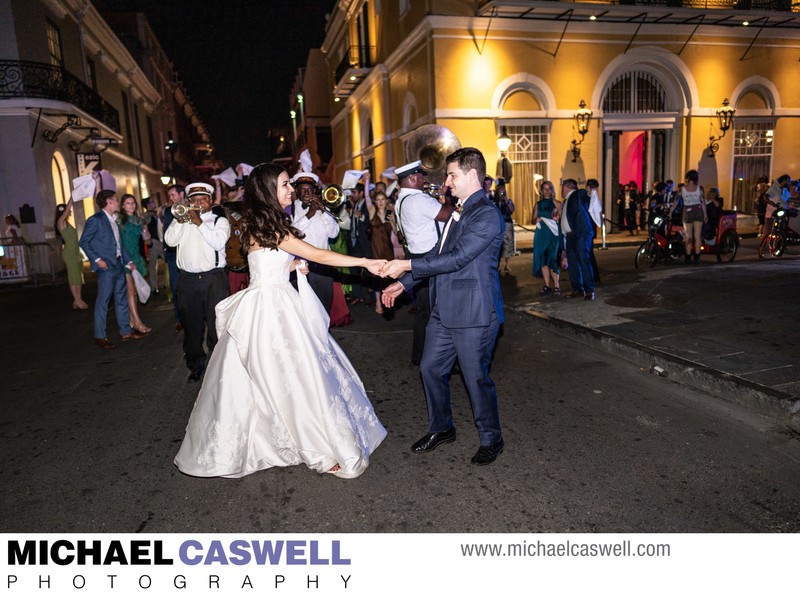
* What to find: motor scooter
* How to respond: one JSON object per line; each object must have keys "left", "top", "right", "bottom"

{"left": 634, "top": 205, "right": 685, "bottom": 268}
{"left": 758, "top": 203, "right": 800, "bottom": 258}
{"left": 635, "top": 205, "right": 739, "bottom": 268}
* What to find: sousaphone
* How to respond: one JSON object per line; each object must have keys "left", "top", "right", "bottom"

{"left": 404, "top": 124, "right": 462, "bottom": 186}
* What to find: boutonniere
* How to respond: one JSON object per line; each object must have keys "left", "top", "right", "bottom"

{"left": 452, "top": 203, "right": 464, "bottom": 222}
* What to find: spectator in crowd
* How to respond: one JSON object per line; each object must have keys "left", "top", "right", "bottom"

{"left": 163, "top": 184, "right": 185, "bottom": 330}
{"left": 365, "top": 190, "right": 399, "bottom": 315}
{"left": 675, "top": 169, "right": 707, "bottom": 265}
{"left": 143, "top": 199, "right": 164, "bottom": 295}
{"left": 754, "top": 176, "right": 769, "bottom": 237}
{"left": 54, "top": 198, "right": 89, "bottom": 309}
{"left": 492, "top": 178, "right": 516, "bottom": 274}
{"left": 4, "top": 214, "right": 23, "bottom": 243}
{"left": 118, "top": 194, "right": 152, "bottom": 334}
{"left": 561, "top": 179, "right": 595, "bottom": 300}
{"left": 531, "top": 180, "right": 561, "bottom": 295}
{"left": 78, "top": 190, "right": 145, "bottom": 348}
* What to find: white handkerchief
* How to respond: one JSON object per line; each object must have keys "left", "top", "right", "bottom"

{"left": 239, "top": 163, "right": 254, "bottom": 176}
{"left": 72, "top": 174, "right": 93, "bottom": 190}
{"left": 212, "top": 167, "right": 237, "bottom": 187}
{"left": 386, "top": 180, "right": 398, "bottom": 196}
{"left": 71, "top": 175, "right": 96, "bottom": 201}
{"left": 342, "top": 169, "right": 368, "bottom": 190}
{"left": 381, "top": 166, "right": 397, "bottom": 180}
{"left": 298, "top": 149, "right": 313, "bottom": 173}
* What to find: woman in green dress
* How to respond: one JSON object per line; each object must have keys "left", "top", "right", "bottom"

{"left": 119, "top": 194, "right": 151, "bottom": 334}
{"left": 55, "top": 198, "right": 89, "bottom": 309}
{"left": 531, "top": 180, "right": 562, "bottom": 295}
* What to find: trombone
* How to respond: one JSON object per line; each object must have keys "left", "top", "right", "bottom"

{"left": 171, "top": 202, "right": 202, "bottom": 223}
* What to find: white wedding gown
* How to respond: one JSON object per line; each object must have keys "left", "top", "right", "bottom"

{"left": 174, "top": 247, "right": 387, "bottom": 479}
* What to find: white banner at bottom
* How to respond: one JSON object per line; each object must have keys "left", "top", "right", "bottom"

{"left": 2, "top": 533, "right": 796, "bottom": 593}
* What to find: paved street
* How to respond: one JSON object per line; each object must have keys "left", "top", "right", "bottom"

{"left": 2, "top": 238, "right": 800, "bottom": 533}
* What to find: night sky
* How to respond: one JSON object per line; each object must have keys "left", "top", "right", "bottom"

{"left": 97, "top": 0, "right": 332, "bottom": 167}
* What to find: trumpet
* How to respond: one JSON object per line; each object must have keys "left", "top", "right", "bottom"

{"left": 424, "top": 184, "right": 443, "bottom": 199}
{"left": 171, "top": 202, "right": 202, "bottom": 223}
{"left": 321, "top": 184, "right": 346, "bottom": 208}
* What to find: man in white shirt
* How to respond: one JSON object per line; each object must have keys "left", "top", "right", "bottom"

{"left": 291, "top": 171, "right": 340, "bottom": 313}
{"left": 393, "top": 159, "right": 453, "bottom": 366}
{"left": 164, "top": 183, "right": 231, "bottom": 382}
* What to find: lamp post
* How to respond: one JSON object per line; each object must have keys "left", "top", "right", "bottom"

{"left": 570, "top": 99, "right": 593, "bottom": 162}
{"left": 707, "top": 98, "right": 735, "bottom": 157}
{"left": 297, "top": 93, "right": 306, "bottom": 147}
{"left": 290, "top": 110, "right": 297, "bottom": 155}
{"left": 162, "top": 132, "right": 177, "bottom": 185}
{"left": 496, "top": 126, "right": 513, "bottom": 182}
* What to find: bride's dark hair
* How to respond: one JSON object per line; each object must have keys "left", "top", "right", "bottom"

{"left": 241, "top": 163, "right": 304, "bottom": 251}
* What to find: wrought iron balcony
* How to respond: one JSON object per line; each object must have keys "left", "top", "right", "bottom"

{"left": 479, "top": 0, "right": 800, "bottom": 22}
{"left": 333, "top": 45, "right": 375, "bottom": 100}
{"left": 0, "top": 60, "right": 120, "bottom": 133}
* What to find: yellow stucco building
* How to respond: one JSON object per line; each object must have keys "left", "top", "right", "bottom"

{"left": 321, "top": 0, "right": 800, "bottom": 225}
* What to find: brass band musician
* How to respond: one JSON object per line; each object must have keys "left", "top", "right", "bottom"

{"left": 164, "top": 182, "right": 231, "bottom": 382}
{"left": 291, "top": 171, "right": 340, "bottom": 313}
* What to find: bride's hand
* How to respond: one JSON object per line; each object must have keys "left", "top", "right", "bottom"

{"left": 292, "top": 259, "right": 310, "bottom": 275}
{"left": 365, "top": 259, "right": 387, "bottom": 276}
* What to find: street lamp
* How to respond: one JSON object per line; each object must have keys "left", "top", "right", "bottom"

{"left": 297, "top": 93, "right": 306, "bottom": 147}
{"left": 162, "top": 132, "right": 177, "bottom": 185}
{"left": 707, "top": 98, "right": 736, "bottom": 157}
{"left": 570, "top": 99, "right": 593, "bottom": 162}
{"left": 496, "top": 126, "right": 513, "bottom": 182}
{"left": 290, "top": 110, "right": 297, "bottom": 155}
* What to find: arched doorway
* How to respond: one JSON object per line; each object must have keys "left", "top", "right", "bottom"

{"left": 601, "top": 70, "right": 679, "bottom": 231}
{"left": 51, "top": 151, "right": 70, "bottom": 207}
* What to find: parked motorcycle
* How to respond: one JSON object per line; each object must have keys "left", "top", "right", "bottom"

{"left": 758, "top": 204, "right": 800, "bottom": 258}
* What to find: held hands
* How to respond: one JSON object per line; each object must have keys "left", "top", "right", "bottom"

{"left": 379, "top": 259, "right": 411, "bottom": 279}
{"left": 363, "top": 259, "right": 411, "bottom": 278}
{"left": 364, "top": 259, "right": 388, "bottom": 276}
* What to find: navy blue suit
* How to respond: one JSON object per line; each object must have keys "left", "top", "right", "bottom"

{"left": 401, "top": 190, "right": 505, "bottom": 446}
{"left": 563, "top": 188, "right": 595, "bottom": 294}
{"left": 79, "top": 210, "right": 132, "bottom": 339}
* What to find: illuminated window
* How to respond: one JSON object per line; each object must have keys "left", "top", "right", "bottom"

{"left": 503, "top": 125, "right": 549, "bottom": 222}
{"left": 732, "top": 121, "right": 775, "bottom": 212}
{"left": 46, "top": 18, "right": 64, "bottom": 68}
{"left": 603, "top": 72, "right": 667, "bottom": 114}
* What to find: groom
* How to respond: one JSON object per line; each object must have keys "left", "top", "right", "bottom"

{"left": 382, "top": 147, "right": 505, "bottom": 465}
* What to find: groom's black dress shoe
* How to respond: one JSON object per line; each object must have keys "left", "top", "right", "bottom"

{"left": 470, "top": 438, "right": 504, "bottom": 466}
{"left": 411, "top": 428, "right": 456, "bottom": 453}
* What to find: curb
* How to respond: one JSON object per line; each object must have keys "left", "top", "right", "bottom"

{"left": 523, "top": 308, "right": 800, "bottom": 432}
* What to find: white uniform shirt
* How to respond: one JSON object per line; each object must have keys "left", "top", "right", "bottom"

{"left": 164, "top": 209, "right": 230, "bottom": 273}
{"left": 292, "top": 199, "right": 339, "bottom": 250}
{"left": 394, "top": 188, "right": 444, "bottom": 254}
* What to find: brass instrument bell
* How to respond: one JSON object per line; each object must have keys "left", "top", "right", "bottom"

{"left": 404, "top": 124, "right": 462, "bottom": 186}
{"left": 321, "top": 184, "right": 346, "bottom": 208}
{"left": 171, "top": 202, "right": 202, "bottom": 222}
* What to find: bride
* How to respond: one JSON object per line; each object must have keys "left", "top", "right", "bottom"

{"left": 174, "top": 163, "right": 388, "bottom": 479}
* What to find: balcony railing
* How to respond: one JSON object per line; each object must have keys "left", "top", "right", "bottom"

{"left": 334, "top": 45, "right": 375, "bottom": 85}
{"left": 0, "top": 60, "right": 120, "bottom": 133}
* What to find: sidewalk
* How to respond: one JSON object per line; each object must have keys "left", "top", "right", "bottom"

{"left": 513, "top": 212, "right": 760, "bottom": 252}
{"left": 508, "top": 226, "right": 800, "bottom": 432}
